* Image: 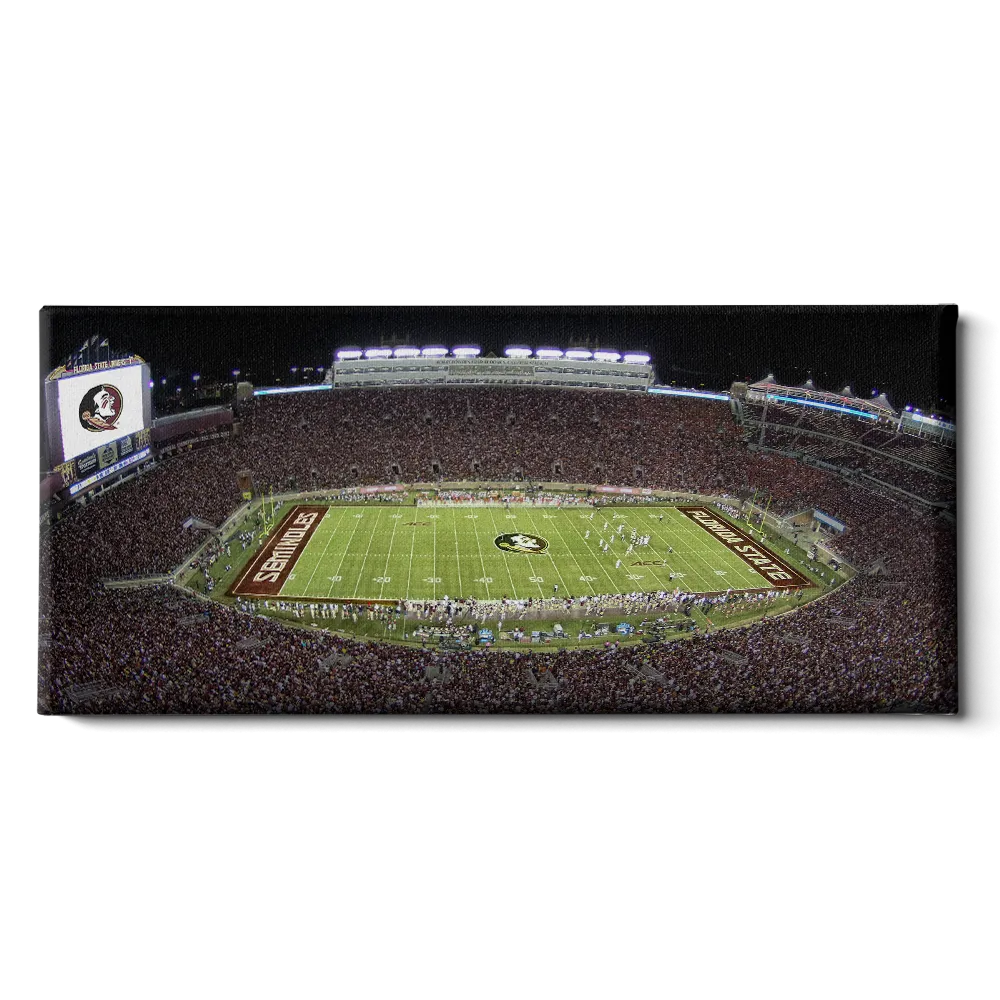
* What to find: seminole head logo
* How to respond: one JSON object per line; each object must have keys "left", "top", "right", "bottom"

{"left": 79, "top": 384, "right": 123, "bottom": 432}
{"left": 495, "top": 532, "right": 548, "bottom": 554}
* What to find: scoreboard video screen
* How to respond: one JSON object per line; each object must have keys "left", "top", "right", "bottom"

{"left": 44, "top": 359, "right": 153, "bottom": 494}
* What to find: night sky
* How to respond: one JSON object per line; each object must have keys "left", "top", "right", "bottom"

{"left": 41, "top": 305, "right": 957, "bottom": 413}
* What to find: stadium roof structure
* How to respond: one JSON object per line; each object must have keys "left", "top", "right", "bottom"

{"left": 748, "top": 376, "right": 898, "bottom": 419}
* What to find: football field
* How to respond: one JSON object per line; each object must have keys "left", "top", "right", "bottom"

{"left": 231, "top": 503, "right": 809, "bottom": 603}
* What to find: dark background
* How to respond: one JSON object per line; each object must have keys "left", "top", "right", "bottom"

{"left": 40, "top": 304, "right": 957, "bottom": 414}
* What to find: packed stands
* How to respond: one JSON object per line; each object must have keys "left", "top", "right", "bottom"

{"left": 39, "top": 385, "right": 957, "bottom": 713}
{"left": 740, "top": 398, "right": 956, "bottom": 506}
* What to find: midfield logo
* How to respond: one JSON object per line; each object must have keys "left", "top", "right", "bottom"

{"left": 495, "top": 532, "right": 548, "bottom": 554}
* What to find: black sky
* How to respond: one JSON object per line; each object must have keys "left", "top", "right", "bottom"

{"left": 40, "top": 305, "right": 957, "bottom": 412}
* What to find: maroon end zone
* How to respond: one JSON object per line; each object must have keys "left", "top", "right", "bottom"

{"left": 228, "top": 505, "right": 328, "bottom": 597}
{"left": 676, "top": 506, "right": 811, "bottom": 589}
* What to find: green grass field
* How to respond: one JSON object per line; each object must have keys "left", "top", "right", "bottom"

{"left": 274, "top": 504, "right": 785, "bottom": 602}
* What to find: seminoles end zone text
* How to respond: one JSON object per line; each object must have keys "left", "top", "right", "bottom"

{"left": 229, "top": 505, "right": 328, "bottom": 597}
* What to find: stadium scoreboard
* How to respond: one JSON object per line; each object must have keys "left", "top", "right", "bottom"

{"left": 44, "top": 357, "right": 153, "bottom": 494}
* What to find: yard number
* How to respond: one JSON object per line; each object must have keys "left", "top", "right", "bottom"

{"left": 423, "top": 576, "right": 442, "bottom": 584}
{"left": 373, "top": 576, "right": 391, "bottom": 583}
{"left": 528, "top": 576, "right": 544, "bottom": 583}
{"left": 475, "top": 577, "right": 493, "bottom": 584}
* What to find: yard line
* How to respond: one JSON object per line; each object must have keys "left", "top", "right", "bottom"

{"left": 522, "top": 508, "right": 569, "bottom": 595}
{"left": 485, "top": 505, "right": 520, "bottom": 599}
{"left": 450, "top": 509, "right": 464, "bottom": 597}
{"left": 654, "top": 508, "right": 761, "bottom": 594}
{"left": 351, "top": 507, "right": 384, "bottom": 598}
{"left": 300, "top": 507, "right": 347, "bottom": 595}
{"left": 378, "top": 513, "right": 401, "bottom": 599}
{"left": 561, "top": 507, "right": 621, "bottom": 595}
{"left": 674, "top": 504, "right": 767, "bottom": 590}
{"left": 469, "top": 509, "right": 492, "bottom": 599}
{"left": 544, "top": 510, "right": 598, "bottom": 596}
{"left": 643, "top": 508, "right": 712, "bottom": 593}
{"left": 326, "top": 507, "right": 368, "bottom": 598}
{"left": 404, "top": 516, "right": 417, "bottom": 600}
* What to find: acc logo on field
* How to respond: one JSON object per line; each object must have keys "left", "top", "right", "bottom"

{"left": 494, "top": 532, "right": 548, "bottom": 554}
{"left": 79, "top": 384, "right": 123, "bottom": 432}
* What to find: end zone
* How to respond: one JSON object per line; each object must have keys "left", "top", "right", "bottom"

{"left": 676, "top": 506, "right": 811, "bottom": 589}
{"left": 228, "top": 505, "right": 328, "bottom": 597}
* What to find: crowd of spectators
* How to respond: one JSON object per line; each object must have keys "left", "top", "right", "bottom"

{"left": 421, "top": 490, "right": 593, "bottom": 506}
{"left": 743, "top": 400, "right": 956, "bottom": 504}
{"left": 226, "top": 387, "right": 745, "bottom": 493}
{"left": 39, "top": 563, "right": 954, "bottom": 714}
{"left": 39, "top": 384, "right": 957, "bottom": 713}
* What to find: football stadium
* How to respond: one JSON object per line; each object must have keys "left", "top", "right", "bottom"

{"left": 38, "top": 308, "right": 957, "bottom": 714}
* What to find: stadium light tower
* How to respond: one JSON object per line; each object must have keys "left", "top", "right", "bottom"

{"left": 565, "top": 349, "right": 593, "bottom": 361}
{"left": 452, "top": 346, "right": 481, "bottom": 357}
{"left": 535, "top": 348, "right": 564, "bottom": 359}
{"left": 192, "top": 373, "right": 201, "bottom": 383}
{"left": 504, "top": 346, "right": 533, "bottom": 358}
{"left": 593, "top": 350, "right": 621, "bottom": 362}
{"left": 622, "top": 353, "right": 651, "bottom": 365}
{"left": 393, "top": 347, "right": 421, "bottom": 358}
{"left": 364, "top": 348, "right": 393, "bottom": 359}
{"left": 232, "top": 369, "right": 240, "bottom": 378}
{"left": 335, "top": 349, "right": 363, "bottom": 361}
{"left": 421, "top": 346, "right": 448, "bottom": 357}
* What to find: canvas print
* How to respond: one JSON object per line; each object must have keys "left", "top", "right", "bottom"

{"left": 38, "top": 306, "right": 957, "bottom": 714}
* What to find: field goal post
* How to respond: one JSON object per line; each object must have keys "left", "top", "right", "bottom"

{"left": 261, "top": 487, "right": 276, "bottom": 536}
